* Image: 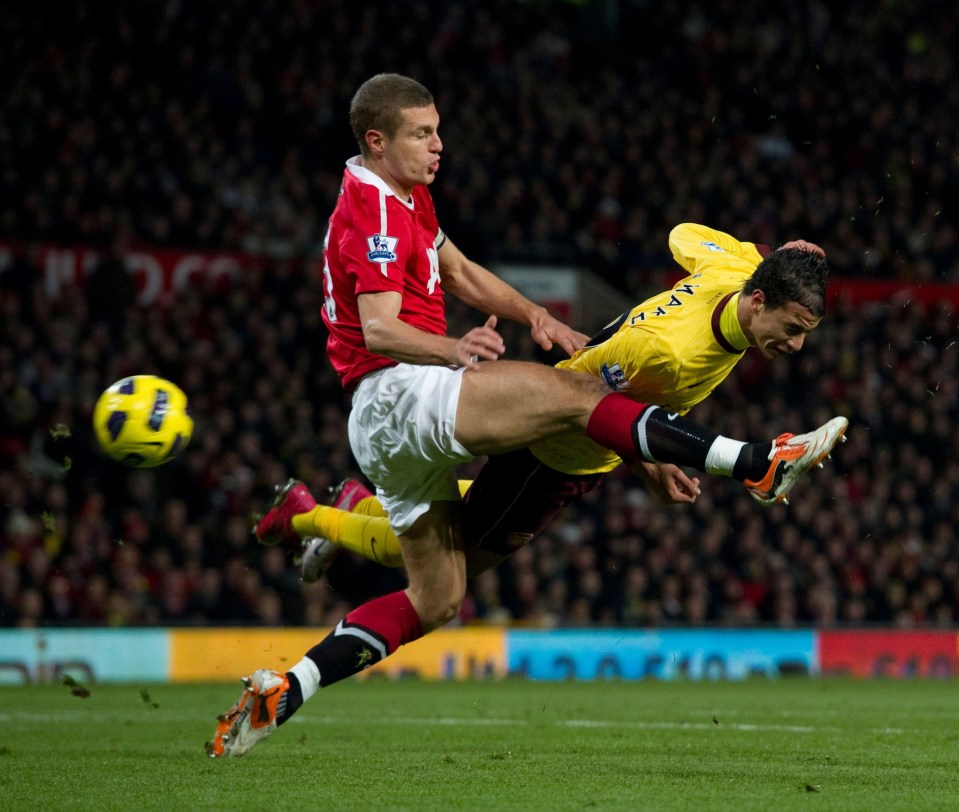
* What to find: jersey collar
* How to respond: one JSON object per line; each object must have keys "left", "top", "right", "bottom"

{"left": 345, "top": 156, "right": 415, "bottom": 210}
{"left": 712, "top": 292, "right": 751, "bottom": 354}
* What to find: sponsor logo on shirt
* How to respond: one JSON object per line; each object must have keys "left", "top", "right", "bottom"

{"left": 600, "top": 362, "right": 629, "bottom": 391}
{"left": 366, "top": 234, "right": 399, "bottom": 263}
{"left": 700, "top": 240, "right": 725, "bottom": 252}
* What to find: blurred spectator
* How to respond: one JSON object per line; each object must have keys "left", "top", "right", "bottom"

{"left": 84, "top": 232, "right": 136, "bottom": 338}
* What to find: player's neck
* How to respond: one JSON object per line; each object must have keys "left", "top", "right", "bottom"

{"left": 359, "top": 157, "right": 414, "bottom": 202}
{"left": 735, "top": 295, "right": 755, "bottom": 345}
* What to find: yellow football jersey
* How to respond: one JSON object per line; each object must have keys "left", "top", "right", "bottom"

{"left": 532, "top": 223, "right": 768, "bottom": 475}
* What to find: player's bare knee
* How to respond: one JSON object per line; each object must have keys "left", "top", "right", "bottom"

{"left": 437, "top": 590, "right": 464, "bottom": 626}
{"left": 410, "top": 582, "right": 465, "bottom": 630}
{"left": 421, "top": 602, "right": 461, "bottom": 631}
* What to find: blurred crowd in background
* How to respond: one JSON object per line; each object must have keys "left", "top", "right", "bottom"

{"left": 3, "top": 0, "right": 959, "bottom": 629}
{"left": 4, "top": 255, "right": 958, "bottom": 630}
{"left": 3, "top": 0, "right": 959, "bottom": 293}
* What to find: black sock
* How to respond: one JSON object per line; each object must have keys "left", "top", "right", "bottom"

{"left": 305, "top": 621, "right": 390, "bottom": 688}
{"left": 639, "top": 407, "right": 774, "bottom": 482}
{"left": 276, "top": 672, "right": 303, "bottom": 727}
{"left": 639, "top": 408, "right": 719, "bottom": 470}
{"left": 732, "top": 442, "right": 775, "bottom": 482}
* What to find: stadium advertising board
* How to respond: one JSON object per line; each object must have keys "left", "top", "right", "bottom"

{"left": 9, "top": 240, "right": 959, "bottom": 310}
{"left": 4, "top": 629, "right": 959, "bottom": 683}
{"left": 818, "top": 630, "right": 959, "bottom": 678}
{"left": 0, "top": 240, "right": 254, "bottom": 305}
{"left": 168, "top": 628, "right": 506, "bottom": 681}
{"left": 0, "top": 629, "right": 168, "bottom": 684}
{"left": 507, "top": 629, "right": 817, "bottom": 680}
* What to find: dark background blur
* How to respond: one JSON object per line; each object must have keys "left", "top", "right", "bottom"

{"left": 3, "top": 0, "right": 959, "bottom": 630}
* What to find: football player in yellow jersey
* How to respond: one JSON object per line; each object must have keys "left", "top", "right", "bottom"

{"left": 262, "top": 223, "right": 842, "bottom": 579}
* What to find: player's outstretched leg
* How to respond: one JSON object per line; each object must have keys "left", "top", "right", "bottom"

{"left": 744, "top": 416, "right": 848, "bottom": 505}
{"left": 207, "top": 588, "right": 425, "bottom": 756}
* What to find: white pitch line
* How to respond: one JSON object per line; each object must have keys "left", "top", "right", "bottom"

{"left": 293, "top": 715, "right": 903, "bottom": 735}
{"left": 0, "top": 712, "right": 903, "bottom": 735}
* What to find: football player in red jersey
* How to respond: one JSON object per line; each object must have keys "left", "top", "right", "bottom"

{"left": 207, "top": 76, "right": 847, "bottom": 758}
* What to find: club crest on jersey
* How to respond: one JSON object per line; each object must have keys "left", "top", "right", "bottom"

{"left": 600, "top": 362, "right": 629, "bottom": 391}
{"left": 367, "top": 234, "right": 398, "bottom": 263}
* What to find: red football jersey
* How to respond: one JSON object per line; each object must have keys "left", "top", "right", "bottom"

{"left": 321, "top": 158, "right": 448, "bottom": 391}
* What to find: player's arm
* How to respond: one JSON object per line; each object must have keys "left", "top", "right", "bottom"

{"left": 358, "top": 290, "right": 505, "bottom": 368}
{"left": 668, "top": 223, "right": 767, "bottom": 273}
{"left": 438, "top": 237, "right": 588, "bottom": 356}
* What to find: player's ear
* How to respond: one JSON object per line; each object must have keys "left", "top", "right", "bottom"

{"left": 366, "top": 129, "right": 386, "bottom": 156}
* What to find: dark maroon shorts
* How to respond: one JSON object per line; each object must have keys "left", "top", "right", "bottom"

{"left": 462, "top": 447, "right": 606, "bottom": 557}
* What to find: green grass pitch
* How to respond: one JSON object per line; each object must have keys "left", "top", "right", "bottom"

{"left": 2, "top": 677, "right": 957, "bottom": 811}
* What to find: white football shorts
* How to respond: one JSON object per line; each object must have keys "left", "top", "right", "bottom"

{"left": 348, "top": 363, "right": 474, "bottom": 534}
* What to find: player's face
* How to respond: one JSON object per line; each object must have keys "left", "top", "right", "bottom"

{"left": 380, "top": 104, "right": 442, "bottom": 198}
{"left": 748, "top": 299, "right": 821, "bottom": 360}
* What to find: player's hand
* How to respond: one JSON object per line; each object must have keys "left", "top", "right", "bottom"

{"left": 632, "top": 461, "right": 701, "bottom": 504}
{"left": 455, "top": 315, "right": 506, "bottom": 368}
{"left": 529, "top": 312, "right": 589, "bottom": 356}
{"left": 780, "top": 239, "right": 825, "bottom": 257}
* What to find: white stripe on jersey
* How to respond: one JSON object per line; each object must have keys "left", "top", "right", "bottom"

{"left": 379, "top": 188, "right": 389, "bottom": 276}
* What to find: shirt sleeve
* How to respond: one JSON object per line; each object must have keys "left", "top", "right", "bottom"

{"left": 338, "top": 187, "right": 414, "bottom": 293}
{"left": 668, "top": 223, "right": 765, "bottom": 274}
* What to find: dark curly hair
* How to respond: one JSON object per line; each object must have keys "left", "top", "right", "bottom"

{"left": 742, "top": 248, "right": 829, "bottom": 317}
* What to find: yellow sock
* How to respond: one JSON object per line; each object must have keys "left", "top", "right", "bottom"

{"left": 292, "top": 507, "right": 403, "bottom": 568}
{"left": 351, "top": 480, "right": 471, "bottom": 517}
{"left": 289, "top": 480, "right": 475, "bottom": 569}
{"left": 352, "top": 495, "right": 387, "bottom": 517}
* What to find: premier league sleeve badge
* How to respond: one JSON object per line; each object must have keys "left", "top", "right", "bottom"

{"left": 366, "top": 233, "right": 399, "bottom": 263}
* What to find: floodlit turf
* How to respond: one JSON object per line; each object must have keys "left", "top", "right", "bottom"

{"left": 2, "top": 677, "right": 957, "bottom": 811}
